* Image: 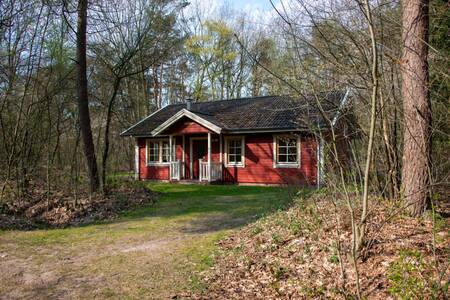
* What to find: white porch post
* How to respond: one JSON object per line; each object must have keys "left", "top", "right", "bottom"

{"left": 169, "top": 135, "right": 173, "bottom": 162}
{"left": 219, "top": 134, "right": 222, "bottom": 163}
{"left": 182, "top": 135, "right": 185, "bottom": 179}
{"left": 317, "top": 137, "right": 325, "bottom": 188}
{"left": 219, "top": 134, "right": 223, "bottom": 181}
{"left": 207, "top": 132, "right": 211, "bottom": 182}
{"left": 134, "top": 138, "right": 139, "bottom": 180}
{"left": 169, "top": 135, "right": 173, "bottom": 180}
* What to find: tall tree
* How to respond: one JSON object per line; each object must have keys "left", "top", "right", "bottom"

{"left": 401, "top": 0, "right": 431, "bottom": 216}
{"left": 76, "top": 0, "right": 100, "bottom": 192}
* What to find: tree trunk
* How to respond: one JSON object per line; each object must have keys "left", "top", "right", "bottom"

{"left": 401, "top": 0, "right": 431, "bottom": 216}
{"left": 101, "top": 77, "right": 121, "bottom": 193}
{"left": 76, "top": 0, "right": 99, "bottom": 193}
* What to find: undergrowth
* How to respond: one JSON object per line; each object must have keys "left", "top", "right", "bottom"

{"left": 190, "top": 191, "right": 449, "bottom": 299}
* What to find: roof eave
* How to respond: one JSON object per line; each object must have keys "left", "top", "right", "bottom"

{"left": 120, "top": 105, "right": 169, "bottom": 137}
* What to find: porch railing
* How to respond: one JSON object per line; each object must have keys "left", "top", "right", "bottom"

{"left": 169, "top": 160, "right": 182, "bottom": 180}
{"left": 199, "top": 160, "right": 222, "bottom": 182}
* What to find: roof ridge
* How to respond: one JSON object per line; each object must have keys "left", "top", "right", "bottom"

{"left": 167, "top": 95, "right": 290, "bottom": 107}
{"left": 166, "top": 90, "right": 344, "bottom": 108}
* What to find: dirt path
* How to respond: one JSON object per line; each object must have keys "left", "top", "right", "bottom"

{"left": 0, "top": 218, "right": 225, "bottom": 299}
{"left": 0, "top": 184, "right": 291, "bottom": 299}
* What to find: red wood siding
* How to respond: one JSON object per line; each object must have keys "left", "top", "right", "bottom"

{"left": 222, "top": 134, "right": 317, "bottom": 185}
{"left": 163, "top": 117, "right": 211, "bottom": 135}
{"left": 138, "top": 133, "right": 318, "bottom": 185}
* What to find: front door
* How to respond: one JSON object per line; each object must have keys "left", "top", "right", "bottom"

{"left": 192, "top": 139, "right": 207, "bottom": 179}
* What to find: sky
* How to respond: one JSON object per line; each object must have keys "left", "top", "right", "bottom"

{"left": 228, "top": 0, "right": 274, "bottom": 12}
{"left": 182, "top": 0, "right": 284, "bottom": 26}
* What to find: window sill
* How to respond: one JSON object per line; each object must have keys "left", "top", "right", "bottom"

{"left": 225, "top": 163, "right": 245, "bottom": 168}
{"left": 146, "top": 162, "right": 171, "bottom": 167}
{"left": 274, "top": 163, "right": 300, "bottom": 169}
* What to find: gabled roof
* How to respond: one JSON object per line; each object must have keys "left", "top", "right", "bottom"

{"left": 121, "top": 90, "right": 349, "bottom": 137}
{"left": 151, "top": 109, "right": 222, "bottom": 135}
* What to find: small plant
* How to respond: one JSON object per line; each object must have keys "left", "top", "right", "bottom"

{"left": 251, "top": 225, "right": 263, "bottom": 236}
{"left": 271, "top": 233, "right": 283, "bottom": 245}
{"left": 288, "top": 219, "right": 302, "bottom": 235}
{"left": 300, "top": 285, "right": 325, "bottom": 297}
{"left": 328, "top": 254, "right": 339, "bottom": 264}
{"left": 304, "top": 243, "right": 311, "bottom": 256}
{"left": 270, "top": 261, "right": 288, "bottom": 280}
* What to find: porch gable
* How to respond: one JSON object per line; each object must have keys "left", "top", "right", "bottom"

{"left": 162, "top": 117, "right": 212, "bottom": 135}
{"left": 151, "top": 109, "right": 222, "bottom": 136}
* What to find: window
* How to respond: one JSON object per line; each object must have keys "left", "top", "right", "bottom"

{"left": 146, "top": 139, "right": 174, "bottom": 165}
{"left": 225, "top": 136, "right": 245, "bottom": 167}
{"left": 274, "top": 136, "right": 300, "bottom": 167}
{"left": 148, "top": 141, "right": 159, "bottom": 162}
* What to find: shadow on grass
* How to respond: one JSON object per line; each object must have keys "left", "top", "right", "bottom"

{"left": 5, "top": 183, "right": 315, "bottom": 238}
{"left": 112, "top": 183, "right": 315, "bottom": 233}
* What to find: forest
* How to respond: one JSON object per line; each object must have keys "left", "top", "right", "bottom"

{"left": 0, "top": 0, "right": 449, "bottom": 298}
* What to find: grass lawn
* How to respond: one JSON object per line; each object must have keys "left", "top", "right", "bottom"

{"left": 0, "top": 183, "right": 296, "bottom": 299}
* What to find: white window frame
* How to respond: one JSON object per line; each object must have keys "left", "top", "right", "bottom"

{"left": 224, "top": 136, "right": 245, "bottom": 167}
{"left": 273, "top": 135, "right": 301, "bottom": 168}
{"left": 146, "top": 138, "right": 173, "bottom": 166}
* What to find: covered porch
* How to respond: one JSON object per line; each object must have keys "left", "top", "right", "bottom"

{"left": 167, "top": 132, "right": 223, "bottom": 183}
{"left": 138, "top": 107, "right": 226, "bottom": 183}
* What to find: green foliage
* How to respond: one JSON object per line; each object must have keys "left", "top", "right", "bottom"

{"left": 185, "top": 20, "right": 239, "bottom": 100}
{"left": 387, "top": 250, "right": 446, "bottom": 299}
{"left": 328, "top": 254, "right": 339, "bottom": 264}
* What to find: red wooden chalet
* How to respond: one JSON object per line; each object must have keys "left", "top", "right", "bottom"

{"left": 121, "top": 90, "right": 354, "bottom": 186}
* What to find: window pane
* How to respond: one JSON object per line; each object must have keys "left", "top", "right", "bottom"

{"left": 288, "top": 154, "right": 297, "bottom": 162}
{"left": 148, "top": 142, "right": 159, "bottom": 162}
{"left": 228, "top": 138, "right": 242, "bottom": 164}
{"left": 277, "top": 137, "right": 298, "bottom": 164}
{"left": 287, "top": 147, "right": 297, "bottom": 155}
{"left": 162, "top": 141, "right": 170, "bottom": 162}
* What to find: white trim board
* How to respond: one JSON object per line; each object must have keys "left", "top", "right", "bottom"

{"left": 151, "top": 109, "right": 222, "bottom": 136}
{"left": 332, "top": 88, "right": 351, "bottom": 127}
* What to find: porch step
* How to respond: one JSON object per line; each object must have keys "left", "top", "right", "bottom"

{"left": 171, "top": 179, "right": 209, "bottom": 185}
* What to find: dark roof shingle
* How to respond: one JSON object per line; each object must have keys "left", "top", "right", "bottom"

{"left": 121, "top": 91, "right": 347, "bottom": 136}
